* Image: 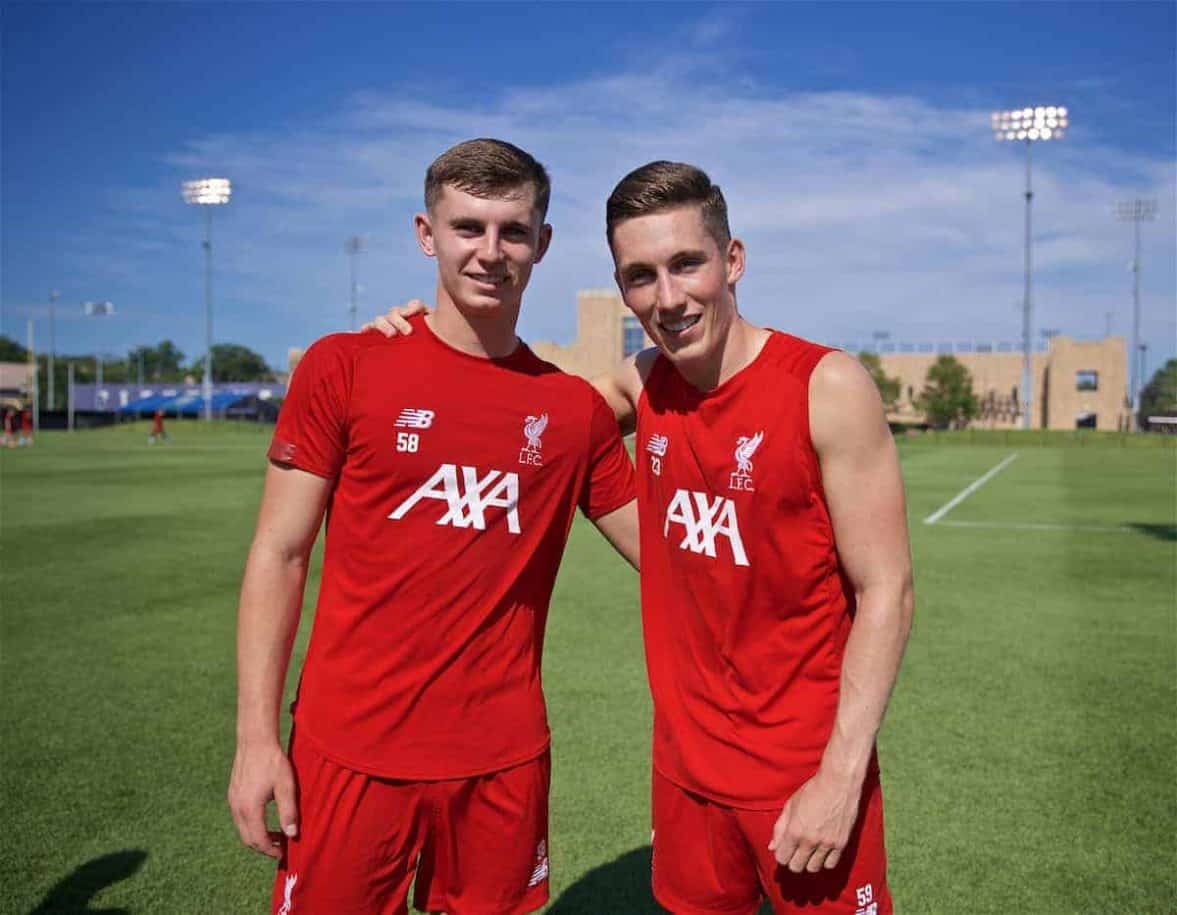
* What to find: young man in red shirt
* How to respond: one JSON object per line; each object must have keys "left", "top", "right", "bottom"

{"left": 229, "top": 138, "right": 638, "bottom": 915}
{"left": 372, "top": 161, "right": 913, "bottom": 915}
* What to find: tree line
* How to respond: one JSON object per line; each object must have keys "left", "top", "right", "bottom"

{"left": 0, "top": 336, "right": 277, "bottom": 409}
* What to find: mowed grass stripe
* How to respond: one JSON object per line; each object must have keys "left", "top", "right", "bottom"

{"left": 1, "top": 427, "right": 1174, "bottom": 914}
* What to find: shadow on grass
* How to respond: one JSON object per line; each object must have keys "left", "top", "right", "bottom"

{"left": 548, "top": 846, "right": 660, "bottom": 914}
{"left": 1127, "top": 523, "right": 1177, "bottom": 542}
{"left": 29, "top": 850, "right": 147, "bottom": 915}
{"left": 547, "top": 847, "right": 772, "bottom": 915}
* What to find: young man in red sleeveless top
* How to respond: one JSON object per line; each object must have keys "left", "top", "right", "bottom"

{"left": 229, "top": 139, "right": 639, "bottom": 915}
{"left": 595, "top": 161, "right": 914, "bottom": 915}
{"left": 369, "top": 160, "right": 913, "bottom": 914}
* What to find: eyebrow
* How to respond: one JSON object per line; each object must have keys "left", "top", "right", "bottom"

{"left": 447, "top": 217, "right": 532, "bottom": 233}
{"left": 620, "top": 248, "right": 709, "bottom": 273}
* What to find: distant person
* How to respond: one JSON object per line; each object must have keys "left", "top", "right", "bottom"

{"left": 148, "top": 409, "right": 168, "bottom": 445}
{"left": 2, "top": 408, "right": 13, "bottom": 448}
{"left": 371, "top": 160, "right": 914, "bottom": 914}
{"left": 18, "top": 407, "right": 33, "bottom": 446}
{"left": 228, "top": 138, "right": 639, "bottom": 915}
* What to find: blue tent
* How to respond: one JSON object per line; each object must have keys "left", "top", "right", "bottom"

{"left": 118, "top": 391, "right": 249, "bottom": 416}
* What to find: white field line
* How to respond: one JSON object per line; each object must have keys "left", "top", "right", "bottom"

{"left": 923, "top": 452, "right": 1020, "bottom": 525}
{"left": 936, "top": 520, "right": 1133, "bottom": 534}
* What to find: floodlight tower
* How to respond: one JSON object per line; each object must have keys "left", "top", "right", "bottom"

{"left": 1115, "top": 198, "right": 1156, "bottom": 426}
{"left": 47, "top": 290, "right": 59, "bottom": 411}
{"left": 345, "top": 235, "right": 367, "bottom": 331}
{"left": 182, "top": 177, "right": 232, "bottom": 421}
{"left": 991, "top": 105, "right": 1068, "bottom": 429}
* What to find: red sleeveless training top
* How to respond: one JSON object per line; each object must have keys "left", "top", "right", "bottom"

{"left": 636, "top": 330, "right": 868, "bottom": 809}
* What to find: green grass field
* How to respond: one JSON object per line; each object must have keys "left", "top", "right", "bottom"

{"left": 2, "top": 422, "right": 1174, "bottom": 914}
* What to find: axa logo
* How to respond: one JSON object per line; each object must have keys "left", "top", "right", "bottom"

{"left": 389, "top": 464, "right": 521, "bottom": 534}
{"left": 663, "top": 489, "right": 749, "bottom": 567}
{"left": 395, "top": 407, "right": 435, "bottom": 429}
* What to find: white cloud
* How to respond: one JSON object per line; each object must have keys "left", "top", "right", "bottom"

{"left": 61, "top": 53, "right": 1176, "bottom": 370}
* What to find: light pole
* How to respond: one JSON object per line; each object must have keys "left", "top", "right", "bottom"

{"left": 992, "top": 105, "right": 1068, "bottom": 429}
{"left": 83, "top": 300, "right": 115, "bottom": 404}
{"left": 345, "top": 235, "right": 366, "bottom": 331}
{"left": 48, "top": 290, "right": 59, "bottom": 411}
{"left": 182, "top": 177, "right": 232, "bottom": 421}
{"left": 1115, "top": 198, "right": 1157, "bottom": 427}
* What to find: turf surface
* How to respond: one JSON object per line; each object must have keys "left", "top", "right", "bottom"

{"left": 1, "top": 422, "right": 1174, "bottom": 913}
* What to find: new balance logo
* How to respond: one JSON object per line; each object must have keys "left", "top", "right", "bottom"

{"left": 394, "top": 408, "right": 435, "bottom": 429}
{"left": 389, "top": 464, "right": 521, "bottom": 534}
{"left": 663, "top": 489, "right": 749, "bottom": 567}
{"left": 646, "top": 434, "right": 669, "bottom": 477}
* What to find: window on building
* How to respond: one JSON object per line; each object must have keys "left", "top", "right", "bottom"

{"left": 622, "top": 315, "right": 645, "bottom": 357}
{"left": 1076, "top": 370, "right": 1098, "bottom": 391}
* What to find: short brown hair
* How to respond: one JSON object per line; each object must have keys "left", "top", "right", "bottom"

{"left": 606, "top": 161, "right": 731, "bottom": 249}
{"left": 425, "top": 138, "right": 551, "bottom": 219}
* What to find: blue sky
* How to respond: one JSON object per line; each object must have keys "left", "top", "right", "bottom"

{"left": 2, "top": 2, "right": 1174, "bottom": 375}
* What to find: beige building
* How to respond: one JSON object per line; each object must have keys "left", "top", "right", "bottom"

{"left": 876, "top": 336, "right": 1130, "bottom": 431}
{"left": 526, "top": 291, "right": 1130, "bottom": 432}
{"left": 290, "top": 290, "right": 1130, "bottom": 431}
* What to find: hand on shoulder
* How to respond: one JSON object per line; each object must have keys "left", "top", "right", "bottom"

{"left": 361, "top": 300, "right": 432, "bottom": 336}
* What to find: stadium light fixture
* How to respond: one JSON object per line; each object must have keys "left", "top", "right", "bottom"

{"left": 990, "top": 104, "right": 1069, "bottom": 429}
{"left": 182, "top": 177, "right": 232, "bottom": 422}
{"left": 1115, "top": 198, "right": 1157, "bottom": 427}
{"left": 82, "top": 301, "right": 115, "bottom": 393}
{"left": 345, "top": 235, "right": 367, "bottom": 331}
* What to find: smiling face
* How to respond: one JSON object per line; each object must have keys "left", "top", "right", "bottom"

{"left": 415, "top": 183, "right": 552, "bottom": 320}
{"left": 611, "top": 203, "right": 745, "bottom": 372}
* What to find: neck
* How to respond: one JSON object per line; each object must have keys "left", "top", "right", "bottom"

{"left": 678, "top": 317, "right": 771, "bottom": 392}
{"left": 429, "top": 286, "right": 522, "bottom": 359}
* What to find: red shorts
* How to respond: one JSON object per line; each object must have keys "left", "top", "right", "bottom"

{"left": 651, "top": 768, "right": 890, "bottom": 915}
{"left": 272, "top": 732, "right": 551, "bottom": 915}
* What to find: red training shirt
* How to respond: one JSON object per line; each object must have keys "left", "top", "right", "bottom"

{"left": 268, "top": 316, "right": 635, "bottom": 779}
{"left": 636, "top": 331, "right": 873, "bottom": 809}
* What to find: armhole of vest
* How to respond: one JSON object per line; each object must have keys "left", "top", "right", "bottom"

{"left": 636, "top": 352, "right": 668, "bottom": 416}
{"left": 799, "top": 344, "right": 837, "bottom": 503}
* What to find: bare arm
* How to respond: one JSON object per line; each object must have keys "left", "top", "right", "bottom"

{"left": 590, "top": 499, "right": 639, "bottom": 570}
{"left": 590, "top": 348, "right": 657, "bottom": 437}
{"left": 228, "top": 462, "right": 333, "bottom": 858}
{"left": 771, "top": 351, "right": 914, "bottom": 872}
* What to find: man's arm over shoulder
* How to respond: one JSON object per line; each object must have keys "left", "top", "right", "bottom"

{"left": 591, "top": 347, "right": 659, "bottom": 437}
{"left": 770, "top": 350, "right": 914, "bottom": 872}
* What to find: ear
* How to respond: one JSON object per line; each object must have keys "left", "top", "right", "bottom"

{"left": 726, "top": 237, "right": 746, "bottom": 286}
{"left": 414, "top": 212, "right": 436, "bottom": 258}
{"left": 533, "top": 222, "right": 553, "bottom": 264}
